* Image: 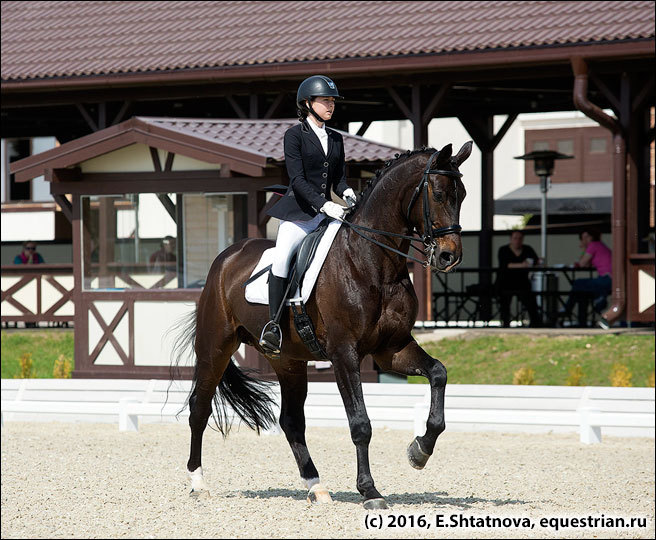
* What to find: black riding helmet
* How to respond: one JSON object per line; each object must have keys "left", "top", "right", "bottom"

{"left": 296, "top": 75, "right": 343, "bottom": 122}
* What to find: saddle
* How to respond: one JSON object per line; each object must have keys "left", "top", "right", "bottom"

{"left": 243, "top": 221, "right": 330, "bottom": 361}
{"left": 287, "top": 221, "right": 329, "bottom": 299}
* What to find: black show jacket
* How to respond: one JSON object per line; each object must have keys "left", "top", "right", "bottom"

{"left": 267, "top": 120, "right": 350, "bottom": 222}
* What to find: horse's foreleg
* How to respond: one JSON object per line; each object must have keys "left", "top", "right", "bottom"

{"left": 332, "top": 346, "right": 387, "bottom": 510}
{"left": 375, "top": 340, "right": 447, "bottom": 470}
{"left": 276, "top": 365, "right": 330, "bottom": 503}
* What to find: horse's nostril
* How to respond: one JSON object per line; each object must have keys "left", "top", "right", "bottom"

{"left": 439, "top": 251, "right": 455, "bottom": 266}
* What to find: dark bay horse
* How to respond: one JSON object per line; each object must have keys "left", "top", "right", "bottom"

{"left": 175, "top": 141, "right": 473, "bottom": 509}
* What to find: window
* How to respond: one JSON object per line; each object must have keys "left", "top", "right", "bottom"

{"left": 590, "top": 137, "right": 607, "bottom": 154}
{"left": 183, "top": 193, "right": 248, "bottom": 288}
{"left": 557, "top": 139, "right": 574, "bottom": 156}
{"left": 533, "top": 141, "right": 549, "bottom": 151}
{"left": 5, "top": 138, "right": 31, "bottom": 201}
{"left": 81, "top": 194, "right": 178, "bottom": 290}
{"left": 81, "top": 192, "right": 248, "bottom": 290}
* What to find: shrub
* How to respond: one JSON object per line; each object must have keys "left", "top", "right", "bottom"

{"left": 513, "top": 366, "right": 535, "bottom": 385}
{"left": 566, "top": 364, "right": 584, "bottom": 386}
{"left": 17, "top": 352, "right": 35, "bottom": 378}
{"left": 609, "top": 363, "right": 633, "bottom": 387}
{"left": 53, "top": 354, "right": 72, "bottom": 379}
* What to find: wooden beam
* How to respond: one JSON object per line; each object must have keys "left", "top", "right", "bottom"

{"left": 98, "top": 102, "right": 107, "bottom": 130}
{"left": 51, "top": 167, "right": 82, "bottom": 182}
{"left": 264, "top": 93, "right": 285, "bottom": 119}
{"left": 387, "top": 87, "right": 413, "bottom": 121}
{"left": 157, "top": 194, "right": 176, "bottom": 221}
{"left": 421, "top": 83, "right": 450, "bottom": 125}
{"left": 52, "top": 193, "right": 73, "bottom": 223}
{"left": 458, "top": 114, "right": 491, "bottom": 150}
{"left": 112, "top": 101, "right": 132, "bottom": 126}
{"left": 632, "top": 75, "right": 654, "bottom": 113}
{"left": 588, "top": 71, "right": 621, "bottom": 115}
{"left": 356, "top": 121, "right": 372, "bottom": 137}
{"left": 491, "top": 113, "right": 518, "bottom": 150}
{"left": 50, "top": 174, "right": 278, "bottom": 195}
{"left": 249, "top": 94, "right": 258, "bottom": 118}
{"left": 149, "top": 147, "right": 162, "bottom": 172}
{"left": 76, "top": 103, "right": 98, "bottom": 132}
{"left": 164, "top": 152, "right": 175, "bottom": 171}
{"left": 226, "top": 95, "right": 247, "bottom": 119}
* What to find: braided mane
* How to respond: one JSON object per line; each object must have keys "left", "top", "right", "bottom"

{"left": 351, "top": 147, "right": 436, "bottom": 213}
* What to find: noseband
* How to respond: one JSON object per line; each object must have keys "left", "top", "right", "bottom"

{"left": 406, "top": 150, "right": 463, "bottom": 243}
{"left": 341, "top": 150, "right": 463, "bottom": 268}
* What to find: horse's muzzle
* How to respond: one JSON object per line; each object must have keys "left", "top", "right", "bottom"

{"left": 432, "top": 250, "right": 462, "bottom": 273}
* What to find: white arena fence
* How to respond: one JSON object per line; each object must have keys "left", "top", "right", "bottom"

{"left": 1, "top": 379, "right": 653, "bottom": 444}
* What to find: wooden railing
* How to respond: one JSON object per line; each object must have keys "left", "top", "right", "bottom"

{"left": 1, "top": 264, "right": 75, "bottom": 326}
{"left": 432, "top": 266, "right": 600, "bottom": 327}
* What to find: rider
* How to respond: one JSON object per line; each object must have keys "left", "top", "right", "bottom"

{"left": 259, "top": 75, "right": 358, "bottom": 356}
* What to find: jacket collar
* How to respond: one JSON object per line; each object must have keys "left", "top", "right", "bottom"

{"left": 302, "top": 119, "right": 332, "bottom": 157}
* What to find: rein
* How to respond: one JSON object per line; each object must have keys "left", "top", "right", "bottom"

{"left": 341, "top": 150, "right": 463, "bottom": 268}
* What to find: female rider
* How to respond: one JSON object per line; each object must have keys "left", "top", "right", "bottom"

{"left": 259, "top": 75, "right": 357, "bottom": 356}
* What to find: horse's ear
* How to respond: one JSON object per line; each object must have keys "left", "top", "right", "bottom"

{"left": 453, "top": 141, "right": 473, "bottom": 167}
{"left": 436, "top": 143, "right": 452, "bottom": 163}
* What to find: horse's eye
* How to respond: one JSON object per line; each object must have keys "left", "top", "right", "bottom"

{"left": 433, "top": 191, "right": 444, "bottom": 203}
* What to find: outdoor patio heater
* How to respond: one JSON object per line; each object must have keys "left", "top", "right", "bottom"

{"left": 514, "top": 150, "right": 573, "bottom": 325}
{"left": 514, "top": 150, "right": 573, "bottom": 264}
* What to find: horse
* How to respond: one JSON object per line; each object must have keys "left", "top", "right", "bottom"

{"left": 173, "top": 141, "right": 473, "bottom": 509}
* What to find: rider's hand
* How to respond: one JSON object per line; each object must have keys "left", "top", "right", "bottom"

{"left": 321, "top": 201, "right": 346, "bottom": 220}
{"left": 343, "top": 188, "right": 358, "bottom": 207}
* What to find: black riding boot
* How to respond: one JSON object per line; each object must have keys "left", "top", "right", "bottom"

{"left": 259, "top": 272, "right": 288, "bottom": 356}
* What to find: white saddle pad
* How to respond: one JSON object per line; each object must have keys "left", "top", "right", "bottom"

{"left": 245, "top": 219, "right": 343, "bottom": 305}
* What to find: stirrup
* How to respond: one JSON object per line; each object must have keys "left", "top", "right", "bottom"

{"left": 259, "top": 321, "right": 282, "bottom": 355}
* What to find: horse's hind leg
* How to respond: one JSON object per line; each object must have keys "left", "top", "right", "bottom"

{"left": 374, "top": 340, "right": 447, "bottom": 470}
{"left": 187, "top": 329, "right": 239, "bottom": 498}
{"left": 275, "top": 363, "right": 331, "bottom": 503}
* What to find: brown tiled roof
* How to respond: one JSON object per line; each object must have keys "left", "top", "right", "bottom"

{"left": 143, "top": 117, "right": 401, "bottom": 162}
{"left": 1, "top": 1, "right": 653, "bottom": 81}
{"left": 10, "top": 117, "right": 403, "bottom": 181}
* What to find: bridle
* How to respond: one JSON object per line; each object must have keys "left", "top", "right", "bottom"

{"left": 341, "top": 150, "right": 463, "bottom": 268}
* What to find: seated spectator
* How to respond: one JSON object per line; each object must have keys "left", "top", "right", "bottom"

{"left": 495, "top": 230, "right": 541, "bottom": 328}
{"left": 14, "top": 241, "right": 45, "bottom": 264}
{"left": 559, "top": 227, "right": 612, "bottom": 327}
{"left": 149, "top": 236, "right": 176, "bottom": 273}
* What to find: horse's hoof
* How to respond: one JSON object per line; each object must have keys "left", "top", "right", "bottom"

{"left": 307, "top": 484, "right": 332, "bottom": 504}
{"left": 189, "top": 488, "right": 211, "bottom": 500}
{"left": 407, "top": 437, "right": 430, "bottom": 470}
{"left": 363, "top": 498, "right": 388, "bottom": 510}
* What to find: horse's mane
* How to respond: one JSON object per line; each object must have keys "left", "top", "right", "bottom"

{"left": 350, "top": 147, "right": 436, "bottom": 214}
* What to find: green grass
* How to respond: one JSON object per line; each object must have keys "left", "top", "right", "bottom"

{"left": 2, "top": 329, "right": 654, "bottom": 387}
{"left": 1, "top": 330, "right": 75, "bottom": 378}
{"left": 409, "top": 334, "right": 655, "bottom": 387}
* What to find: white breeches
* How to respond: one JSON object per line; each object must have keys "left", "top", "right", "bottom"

{"left": 271, "top": 214, "right": 326, "bottom": 278}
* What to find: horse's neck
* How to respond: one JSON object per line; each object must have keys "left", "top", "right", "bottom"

{"left": 345, "top": 164, "right": 419, "bottom": 279}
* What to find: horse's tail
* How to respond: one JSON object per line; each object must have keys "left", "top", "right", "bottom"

{"left": 169, "top": 306, "right": 276, "bottom": 437}
{"left": 210, "top": 359, "right": 277, "bottom": 437}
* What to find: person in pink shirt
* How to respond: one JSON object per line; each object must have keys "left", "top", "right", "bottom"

{"left": 559, "top": 228, "right": 612, "bottom": 327}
